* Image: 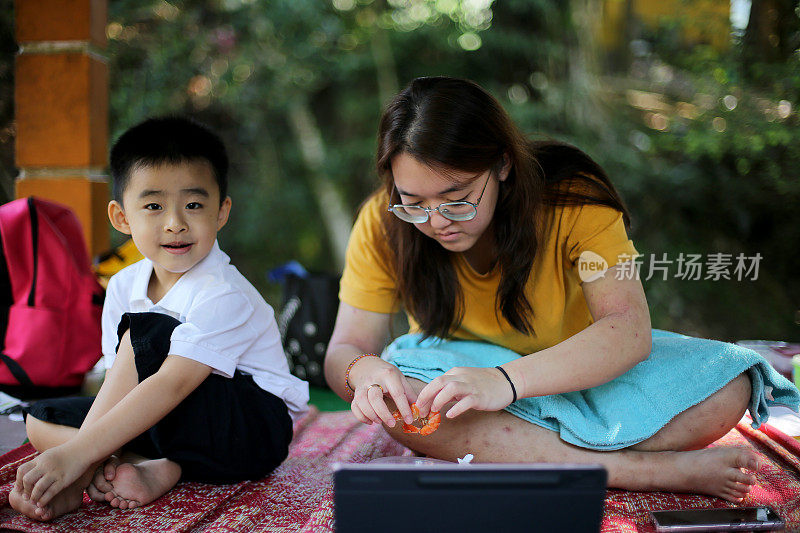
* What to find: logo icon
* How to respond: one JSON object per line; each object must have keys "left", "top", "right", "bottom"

{"left": 577, "top": 251, "right": 608, "bottom": 282}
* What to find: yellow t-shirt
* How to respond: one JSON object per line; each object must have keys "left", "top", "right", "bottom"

{"left": 339, "top": 190, "right": 639, "bottom": 355}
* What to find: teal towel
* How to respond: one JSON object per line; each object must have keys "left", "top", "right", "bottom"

{"left": 383, "top": 329, "right": 800, "bottom": 451}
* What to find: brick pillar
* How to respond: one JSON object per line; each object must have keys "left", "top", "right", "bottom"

{"left": 14, "top": 0, "right": 109, "bottom": 256}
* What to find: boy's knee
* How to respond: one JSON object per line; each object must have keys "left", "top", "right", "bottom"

{"left": 114, "top": 313, "right": 181, "bottom": 379}
{"left": 25, "top": 415, "right": 51, "bottom": 450}
{"left": 25, "top": 412, "right": 44, "bottom": 433}
{"left": 116, "top": 328, "right": 134, "bottom": 357}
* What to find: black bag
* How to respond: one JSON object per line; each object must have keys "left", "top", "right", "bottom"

{"left": 276, "top": 272, "right": 339, "bottom": 388}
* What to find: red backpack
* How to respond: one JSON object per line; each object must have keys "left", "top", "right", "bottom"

{"left": 0, "top": 197, "right": 104, "bottom": 398}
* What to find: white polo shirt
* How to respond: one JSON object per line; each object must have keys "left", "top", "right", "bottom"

{"left": 101, "top": 241, "right": 309, "bottom": 421}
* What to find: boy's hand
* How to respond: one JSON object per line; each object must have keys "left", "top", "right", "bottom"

{"left": 15, "top": 443, "right": 90, "bottom": 508}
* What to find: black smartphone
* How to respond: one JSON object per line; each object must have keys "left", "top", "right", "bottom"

{"left": 650, "top": 506, "right": 784, "bottom": 532}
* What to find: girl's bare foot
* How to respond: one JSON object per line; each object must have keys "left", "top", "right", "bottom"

{"left": 87, "top": 455, "right": 121, "bottom": 502}
{"left": 9, "top": 478, "right": 84, "bottom": 521}
{"left": 104, "top": 458, "right": 181, "bottom": 509}
{"left": 641, "top": 447, "right": 760, "bottom": 502}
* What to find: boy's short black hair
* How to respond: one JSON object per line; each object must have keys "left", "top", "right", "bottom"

{"left": 110, "top": 116, "right": 228, "bottom": 204}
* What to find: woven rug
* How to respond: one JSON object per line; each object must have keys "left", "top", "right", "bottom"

{"left": 602, "top": 421, "right": 800, "bottom": 532}
{"left": 0, "top": 408, "right": 798, "bottom": 532}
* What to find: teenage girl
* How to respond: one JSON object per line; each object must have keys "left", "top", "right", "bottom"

{"left": 324, "top": 76, "right": 760, "bottom": 502}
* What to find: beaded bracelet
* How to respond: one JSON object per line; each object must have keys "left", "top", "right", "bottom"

{"left": 345, "top": 353, "right": 379, "bottom": 394}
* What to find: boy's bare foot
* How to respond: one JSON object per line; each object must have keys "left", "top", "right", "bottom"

{"left": 642, "top": 447, "right": 760, "bottom": 502}
{"left": 104, "top": 458, "right": 181, "bottom": 509}
{"left": 9, "top": 478, "right": 84, "bottom": 521}
{"left": 87, "top": 455, "right": 121, "bottom": 502}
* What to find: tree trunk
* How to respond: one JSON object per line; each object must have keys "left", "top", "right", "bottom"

{"left": 567, "top": 0, "right": 611, "bottom": 134}
{"left": 743, "top": 0, "right": 799, "bottom": 64}
{"left": 371, "top": 23, "right": 399, "bottom": 107}
{"left": 287, "top": 98, "right": 351, "bottom": 271}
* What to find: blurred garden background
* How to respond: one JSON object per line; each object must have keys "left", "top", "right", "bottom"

{"left": 0, "top": 0, "right": 798, "bottom": 342}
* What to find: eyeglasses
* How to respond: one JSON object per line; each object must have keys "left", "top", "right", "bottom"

{"left": 387, "top": 172, "right": 492, "bottom": 224}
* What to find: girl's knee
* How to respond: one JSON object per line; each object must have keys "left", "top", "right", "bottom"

{"left": 723, "top": 372, "right": 752, "bottom": 416}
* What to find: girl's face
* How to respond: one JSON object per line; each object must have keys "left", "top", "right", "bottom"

{"left": 391, "top": 152, "right": 507, "bottom": 256}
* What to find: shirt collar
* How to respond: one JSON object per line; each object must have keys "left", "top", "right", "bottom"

{"left": 128, "top": 241, "right": 228, "bottom": 314}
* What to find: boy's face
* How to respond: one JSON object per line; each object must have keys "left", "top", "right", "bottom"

{"left": 108, "top": 161, "right": 231, "bottom": 286}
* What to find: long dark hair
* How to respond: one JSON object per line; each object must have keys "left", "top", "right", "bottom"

{"left": 376, "top": 76, "right": 631, "bottom": 339}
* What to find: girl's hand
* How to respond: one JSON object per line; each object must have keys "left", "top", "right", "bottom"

{"left": 416, "top": 366, "right": 515, "bottom": 419}
{"left": 349, "top": 356, "right": 416, "bottom": 427}
{"left": 15, "top": 442, "right": 89, "bottom": 507}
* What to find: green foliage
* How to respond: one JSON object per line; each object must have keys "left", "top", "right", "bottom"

{"left": 4, "top": 0, "right": 794, "bottom": 339}
{"left": 106, "top": 0, "right": 798, "bottom": 340}
{"left": 583, "top": 7, "right": 800, "bottom": 340}
{"left": 106, "top": 0, "right": 502, "bottom": 301}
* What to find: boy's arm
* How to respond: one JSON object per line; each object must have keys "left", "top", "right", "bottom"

{"left": 78, "top": 341, "right": 141, "bottom": 436}
{"left": 17, "top": 355, "right": 212, "bottom": 506}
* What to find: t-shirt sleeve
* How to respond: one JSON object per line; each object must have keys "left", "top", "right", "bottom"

{"left": 564, "top": 203, "right": 639, "bottom": 275}
{"left": 339, "top": 194, "right": 400, "bottom": 314}
{"left": 168, "top": 287, "right": 258, "bottom": 377}
{"left": 101, "top": 274, "right": 125, "bottom": 369}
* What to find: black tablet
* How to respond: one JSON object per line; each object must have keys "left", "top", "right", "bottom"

{"left": 333, "top": 462, "right": 607, "bottom": 533}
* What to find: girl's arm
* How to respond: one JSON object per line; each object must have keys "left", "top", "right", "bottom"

{"left": 17, "top": 355, "right": 212, "bottom": 505}
{"left": 417, "top": 263, "right": 652, "bottom": 417}
{"left": 507, "top": 262, "right": 651, "bottom": 398}
{"left": 324, "top": 302, "right": 416, "bottom": 426}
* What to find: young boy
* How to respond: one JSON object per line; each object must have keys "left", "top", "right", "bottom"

{"left": 9, "top": 116, "right": 309, "bottom": 521}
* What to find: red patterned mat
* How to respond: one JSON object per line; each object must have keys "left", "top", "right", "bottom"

{"left": 0, "top": 410, "right": 798, "bottom": 532}
{"left": 602, "top": 421, "right": 800, "bottom": 532}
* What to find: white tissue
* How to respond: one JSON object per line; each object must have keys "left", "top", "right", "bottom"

{"left": 756, "top": 507, "right": 767, "bottom": 521}
{"left": 457, "top": 453, "right": 474, "bottom": 465}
